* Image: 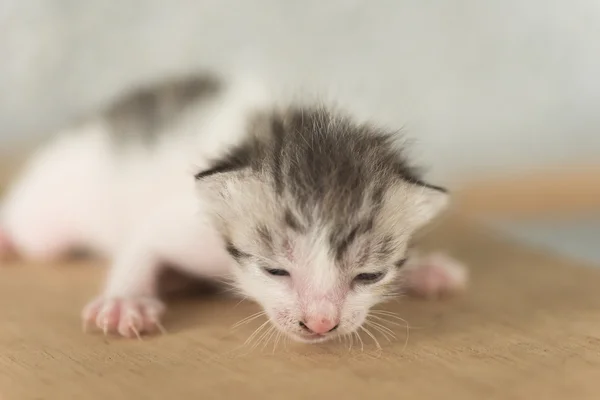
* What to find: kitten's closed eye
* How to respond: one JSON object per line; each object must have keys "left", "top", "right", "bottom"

{"left": 353, "top": 271, "right": 385, "bottom": 284}
{"left": 264, "top": 268, "right": 290, "bottom": 277}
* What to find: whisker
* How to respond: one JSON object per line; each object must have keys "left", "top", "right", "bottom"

{"left": 380, "top": 293, "right": 404, "bottom": 299}
{"left": 283, "top": 334, "right": 289, "bottom": 350}
{"left": 231, "top": 311, "right": 266, "bottom": 329}
{"left": 259, "top": 326, "right": 276, "bottom": 351}
{"left": 360, "top": 326, "right": 382, "bottom": 350}
{"left": 243, "top": 320, "right": 270, "bottom": 348}
{"left": 260, "top": 326, "right": 278, "bottom": 351}
{"left": 220, "top": 286, "right": 244, "bottom": 296}
{"left": 232, "top": 297, "right": 248, "bottom": 308}
{"left": 366, "top": 319, "right": 397, "bottom": 338}
{"left": 364, "top": 322, "right": 390, "bottom": 342}
{"left": 252, "top": 325, "right": 275, "bottom": 351}
{"left": 353, "top": 331, "right": 365, "bottom": 351}
{"left": 403, "top": 320, "right": 410, "bottom": 352}
{"left": 370, "top": 310, "right": 416, "bottom": 327}
{"left": 367, "top": 314, "right": 407, "bottom": 327}
{"left": 369, "top": 312, "right": 412, "bottom": 350}
{"left": 210, "top": 276, "right": 234, "bottom": 284}
{"left": 370, "top": 309, "right": 405, "bottom": 317}
{"left": 365, "top": 321, "right": 395, "bottom": 342}
{"left": 370, "top": 310, "right": 417, "bottom": 349}
{"left": 212, "top": 279, "right": 240, "bottom": 292}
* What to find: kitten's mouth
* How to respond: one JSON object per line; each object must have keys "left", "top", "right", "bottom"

{"left": 289, "top": 331, "right": 337, "bottom": 344}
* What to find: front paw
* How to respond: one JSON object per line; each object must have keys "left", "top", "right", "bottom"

{"left": 403, "top": 252, "right": 468, "bottom": 299}
{"left": 82, "top": 296, "right": 166, "bottom": 338}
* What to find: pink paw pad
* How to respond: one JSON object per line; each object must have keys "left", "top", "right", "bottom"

{"left": 82, "top": 297, "right": 166, "bottom": 338}
{"left": 404, "top": 252, "right": 469, "bottom": 299}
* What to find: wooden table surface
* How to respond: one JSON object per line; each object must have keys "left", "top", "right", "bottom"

{"left": 1, "top": 213, "right": 600, "bottom": 400}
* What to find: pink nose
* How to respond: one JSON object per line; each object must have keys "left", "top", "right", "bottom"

{"left": 301, "top": 317, "right": 339, "bottom": 335}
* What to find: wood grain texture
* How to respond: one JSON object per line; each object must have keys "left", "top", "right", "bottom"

{"left": 2, "top": 214, "right": 600, "bottom": 400}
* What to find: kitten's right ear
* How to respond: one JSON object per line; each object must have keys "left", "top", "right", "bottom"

{"left": 406, "top": 182, "right": 449, "bottom": 229}
{"left": 384, "top": 179, "right": 450, "bottom": 233}
{"left": 194, "top": 142, "right": 254, "bottom": 180}
{"left": 194, "top": 138, "right": 265, "bottom": 220}
{"left": 194, "top": 145, "right": 271, "bottom": 230}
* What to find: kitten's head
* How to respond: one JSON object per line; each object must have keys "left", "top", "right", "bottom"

{"left": 195, "top": 106, "right": 448, "bottom": 343}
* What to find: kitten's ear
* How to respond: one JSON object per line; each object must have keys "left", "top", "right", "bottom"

{"left": 408, "top": 183, "right": 450, "bottom": 229}
{"left": 386, "top": 181, "right": 449, "bottom": 231}
{"left": 195, "top": 161, "right": 273, "bottom": 233}
{"left": 194, "top": 146, "right": 250, "bottom": 215}
{"left": 194, "top": 141, "right": 254, "bottom": 181}
{"left": 195, "top": 143, "right": 269, "bottom": 222}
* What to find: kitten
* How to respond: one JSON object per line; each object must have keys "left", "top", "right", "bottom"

{"left": 0, "top": 74, "right": 466, "bottom": 342}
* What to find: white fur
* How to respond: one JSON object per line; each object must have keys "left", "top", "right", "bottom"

{"left": 1, "top": 79, "right": 270, "bottom": 336}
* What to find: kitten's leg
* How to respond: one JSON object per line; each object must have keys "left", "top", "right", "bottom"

{"left": 82, "top": 243, "right": 167, "bottom": 338}
{"left": 82, "top": 207, "right": 231, "bottom": 338}
{"left": 401, "top": 252, "right": 468, "bottom": 299}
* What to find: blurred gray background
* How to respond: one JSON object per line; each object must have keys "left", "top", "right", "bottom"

{"left": 1, "top": 0, "right": 600, "bottom": 265}
{"left": 2, "top": 0, "right": 600, "bottom": 184}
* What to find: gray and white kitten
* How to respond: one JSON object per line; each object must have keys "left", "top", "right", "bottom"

{"left": 0, "top": 75, "right": 466, "bottom": 343}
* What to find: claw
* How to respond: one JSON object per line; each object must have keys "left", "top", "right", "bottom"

{"left": 82, "top": 297, "right": 167, "bottom": 339}
{"left": 130, "top": 323, "right": 142, "bottom": 340}
{"left": 103, "top": 317, "right": 109, "bottom": 336}
{"left": 153, "top": 318, "right": 168, "bottom": 335}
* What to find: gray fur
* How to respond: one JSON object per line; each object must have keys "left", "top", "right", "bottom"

{"left": 196, "top": 106, "right": 447, "bottom": 270}
{"left": 102, "top": 75, "right": 220, "bottom": 146}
